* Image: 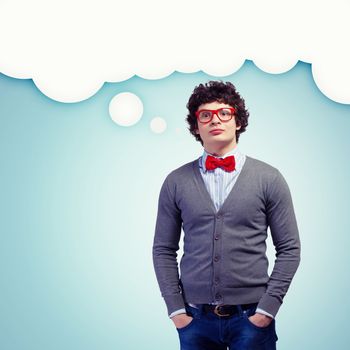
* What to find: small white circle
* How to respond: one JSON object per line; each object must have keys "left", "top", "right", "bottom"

{"left": 150, "top": 117, "right": 167, "bottom": 134}
{"left": 109, "top": 92, "right": 143, "bottom": 127}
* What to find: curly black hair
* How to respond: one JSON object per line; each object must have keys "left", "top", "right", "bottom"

{"left": 186, "top": 80, "right": 249, "bottom": 145}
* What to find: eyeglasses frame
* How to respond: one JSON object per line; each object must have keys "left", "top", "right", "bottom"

{"left": 195, "top": 107, "right": 237, "bottom": 124}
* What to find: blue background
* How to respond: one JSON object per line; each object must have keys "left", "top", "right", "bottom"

{"left": 1, "top": 60, "right": 350, "bottom": 349}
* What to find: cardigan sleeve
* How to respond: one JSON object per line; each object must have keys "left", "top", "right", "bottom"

{"left": 257, "top": 170, "right": 301, "bottom": 317}
{"left": 152, "top": 175, "right": 186, "bottom": 316}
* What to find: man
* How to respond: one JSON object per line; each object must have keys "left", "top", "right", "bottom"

{"left": 152, "top": 81, "right": 301, "bottom": 350}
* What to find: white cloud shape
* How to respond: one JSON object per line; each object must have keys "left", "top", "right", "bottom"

{"left": 0, "top": 0, "right": 349, "bottom": 104}
{"left": 109, "top": 92, "right": 143, "bottom": 127}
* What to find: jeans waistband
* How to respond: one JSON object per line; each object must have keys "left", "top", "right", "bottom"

{"left": 185, "top": 302, "right": 258, "bottom": 318}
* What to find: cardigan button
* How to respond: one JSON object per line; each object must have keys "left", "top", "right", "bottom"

{"left": 215, "top": 293, "right": 222, "bottom": 301}
{"left": 214, "top": 256, "right": 220, "bottom": 262}
{"left": 214, "top": 234, "right": 220, "bottom": 240}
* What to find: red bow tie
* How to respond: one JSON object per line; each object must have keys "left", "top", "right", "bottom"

{"left": 205, "top": 155, "right": 236, "bottom": 172}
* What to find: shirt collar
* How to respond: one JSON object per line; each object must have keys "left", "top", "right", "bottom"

{"left": 199, "top": 145, "right": 241, "bottom": 172}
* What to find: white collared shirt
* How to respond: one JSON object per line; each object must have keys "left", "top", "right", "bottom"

{"left": 198, "top": 145, "right": 246, "bottom": 212}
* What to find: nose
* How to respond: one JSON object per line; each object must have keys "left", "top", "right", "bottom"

{"left": 210, "top": 112, "right": 221, "bottom": 124}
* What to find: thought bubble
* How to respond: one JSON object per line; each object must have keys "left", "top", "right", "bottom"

{"left": 150, "top": 117, "right": 167, "bottom": 134}
{"left": 0, "top": 0, "right": 349, "bottom": 104}
{"left": 109, "top": 92, "right": 143, "bottom": 127}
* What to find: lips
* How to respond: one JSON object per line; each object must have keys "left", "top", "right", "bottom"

{"left": 210, "top": 129, "right": 224, "bottom": 135}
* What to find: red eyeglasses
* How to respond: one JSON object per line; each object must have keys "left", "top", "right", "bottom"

{"left": 195, "top": 107, "right": 236, "bottom": 124}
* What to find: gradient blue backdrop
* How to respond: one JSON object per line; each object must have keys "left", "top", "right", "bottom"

{"left": 1, "top": 61, "right": 350, "bottom": 349}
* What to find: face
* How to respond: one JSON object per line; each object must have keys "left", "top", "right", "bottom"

{"left": 194, "top": 101, "right": 241, "bottom": 150}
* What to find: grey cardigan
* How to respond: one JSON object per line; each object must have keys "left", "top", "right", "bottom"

{"left": 152, "top": 155, "right": 301, "bottom": 317}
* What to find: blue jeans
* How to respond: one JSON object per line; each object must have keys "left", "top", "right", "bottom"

{"left": 176, "top": 303, "right": 278, "bottom": 350}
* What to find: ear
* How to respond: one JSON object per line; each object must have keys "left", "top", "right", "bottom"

{"left": 195, "top": 127, "right": 199, "bottom": 134}
{"left": 236, "top": 125, "right": 241, "bottom": 130}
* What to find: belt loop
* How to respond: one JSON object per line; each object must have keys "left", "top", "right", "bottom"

{"left": 197, "top": 304, "right": 204, "bottom": 317}
{"left": 236, "top": 304, "right": 243, "bottom": 317}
